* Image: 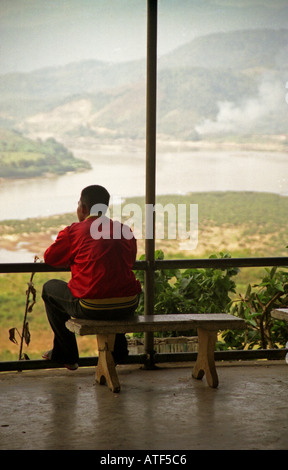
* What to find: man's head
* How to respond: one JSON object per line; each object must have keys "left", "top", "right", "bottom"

{"left": 77, "top": 185, "right": 110, "bottom": 221}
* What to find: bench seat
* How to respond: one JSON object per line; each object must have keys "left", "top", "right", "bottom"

{"left": 271, "top": 308, "right": 288, "bottom": 322}
{"left": 66, "top": 313, "right": 245, "bottom": 392}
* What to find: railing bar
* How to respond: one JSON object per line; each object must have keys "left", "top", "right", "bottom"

{"left": 154, "top": 257, "right": 288, "bottom": 270}
{"left": 1, "top": 257, "right": 288, "bottom": 274}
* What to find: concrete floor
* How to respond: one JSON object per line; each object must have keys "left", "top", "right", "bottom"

{"left": 0, "top": 360, "right": 287, "bottom": 451}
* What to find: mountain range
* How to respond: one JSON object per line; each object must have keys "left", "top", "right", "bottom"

{"left": 0, "top": 28, "right": 287, "bottom": 143}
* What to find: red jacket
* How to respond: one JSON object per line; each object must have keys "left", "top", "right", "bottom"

{"left": 44, "top": 216, "right": 142, "bottom": 300}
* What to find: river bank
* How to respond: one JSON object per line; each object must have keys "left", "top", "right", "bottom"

{"left": 1, "top": 191, "right": 288, "bottom": 263}
{"left": 60, "top": 134, "right": 288, "bottom": 154}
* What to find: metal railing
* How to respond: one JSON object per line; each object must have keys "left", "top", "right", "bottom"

{"left": 1, "top": 257, "right": 288, "bottom": 372}
{"left": 1, "top": 255, "right": 288, "bottom": 273}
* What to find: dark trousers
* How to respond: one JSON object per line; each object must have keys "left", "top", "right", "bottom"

{"left": 42, "top": 279, "right": 137, "bottom": 364}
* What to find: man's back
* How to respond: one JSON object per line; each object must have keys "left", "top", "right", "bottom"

{"left": 44, "top": 216, "right": 141, "bottom": 299}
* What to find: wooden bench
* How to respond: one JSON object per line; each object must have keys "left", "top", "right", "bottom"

{"left": 66, "top": 313, "right": 245, "bottom": 393}
{"left": 271, "top": 308, "right": 288, "bottom": 322}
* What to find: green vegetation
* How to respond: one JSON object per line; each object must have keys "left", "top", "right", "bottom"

{"left": 135, "top": 250, "right": 238, "bottom": 319}
{"left": 0, "top": 212, "right": 77, "bottom": 237}
{"left": 0, "top": 271, "right": 71, "bottom": 361}
{"left": 134, "top": 250, "right": 288, "bottom": 350}
{"left": 0, "top": 128, "right": 91, "bottom": 178}
{"left": 230, "top": 266, "right": 288, "bottom": 350}
{"left": 126, "top": 191, "right": 288, "bottom": 259}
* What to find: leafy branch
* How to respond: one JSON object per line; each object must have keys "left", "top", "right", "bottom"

{"left": 9, "top": 256, "right": 39, "bottom": 360}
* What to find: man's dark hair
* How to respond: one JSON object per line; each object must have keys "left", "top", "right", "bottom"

{"left": 80, "top": 185, "right": 110, "bottom": 212}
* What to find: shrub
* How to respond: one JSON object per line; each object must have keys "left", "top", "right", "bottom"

{"left": 229, "top": 266, "right": 288, "bottom": 349}
{"left": 134, "top": 251, "right": 288, "bottom": 350}
{"left": 134, "top": 250, "right": 238, "bottom": 339}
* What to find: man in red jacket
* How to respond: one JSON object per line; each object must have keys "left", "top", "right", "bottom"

{"left": 42, "top": 185, "right": 141, "bottom": 370}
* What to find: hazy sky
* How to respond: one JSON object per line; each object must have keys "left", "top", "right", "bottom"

{"left": 1, "top": 0, "right": 288, "bottom": 74}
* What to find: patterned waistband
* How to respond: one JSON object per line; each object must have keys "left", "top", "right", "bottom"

{"left": 79, "top": 295, "right": 139, "bottom": 310}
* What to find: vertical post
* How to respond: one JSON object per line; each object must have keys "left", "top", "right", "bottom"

{"left": 144, "top": 0, "right": 157, "bottom": 359}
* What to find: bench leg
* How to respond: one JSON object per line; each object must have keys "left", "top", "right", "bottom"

{"left": 95, "top": 334, "right": 121, "bottom": 393}
{"left": 192, "top": 328, "right": 218, "bottom": 388}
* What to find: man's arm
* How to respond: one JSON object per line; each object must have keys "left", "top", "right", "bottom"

{"left": 44, "top": 227, "right": 72, "bottom": 267}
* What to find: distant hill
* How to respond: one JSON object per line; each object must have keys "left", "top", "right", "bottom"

{"left": 158, "top": 29, "right": 288, "bottom": 70}
{"left": 0, "top": 28, "right": 287, "bottom": 142}
{"left": 0, "top": 129, "right": 91, "bottom": 178}
{"left": 18, "top": 66, "right": 288, "bottom": 141}
{"left": 0, "top": 59, "right": 146, "bottom": 124}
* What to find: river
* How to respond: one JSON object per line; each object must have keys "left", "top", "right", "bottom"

{"left": 1, "top": 148, "right": 288, "bottom": 262}
{"left": 1, "top": 149, "right": 288, "bottom": 222}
